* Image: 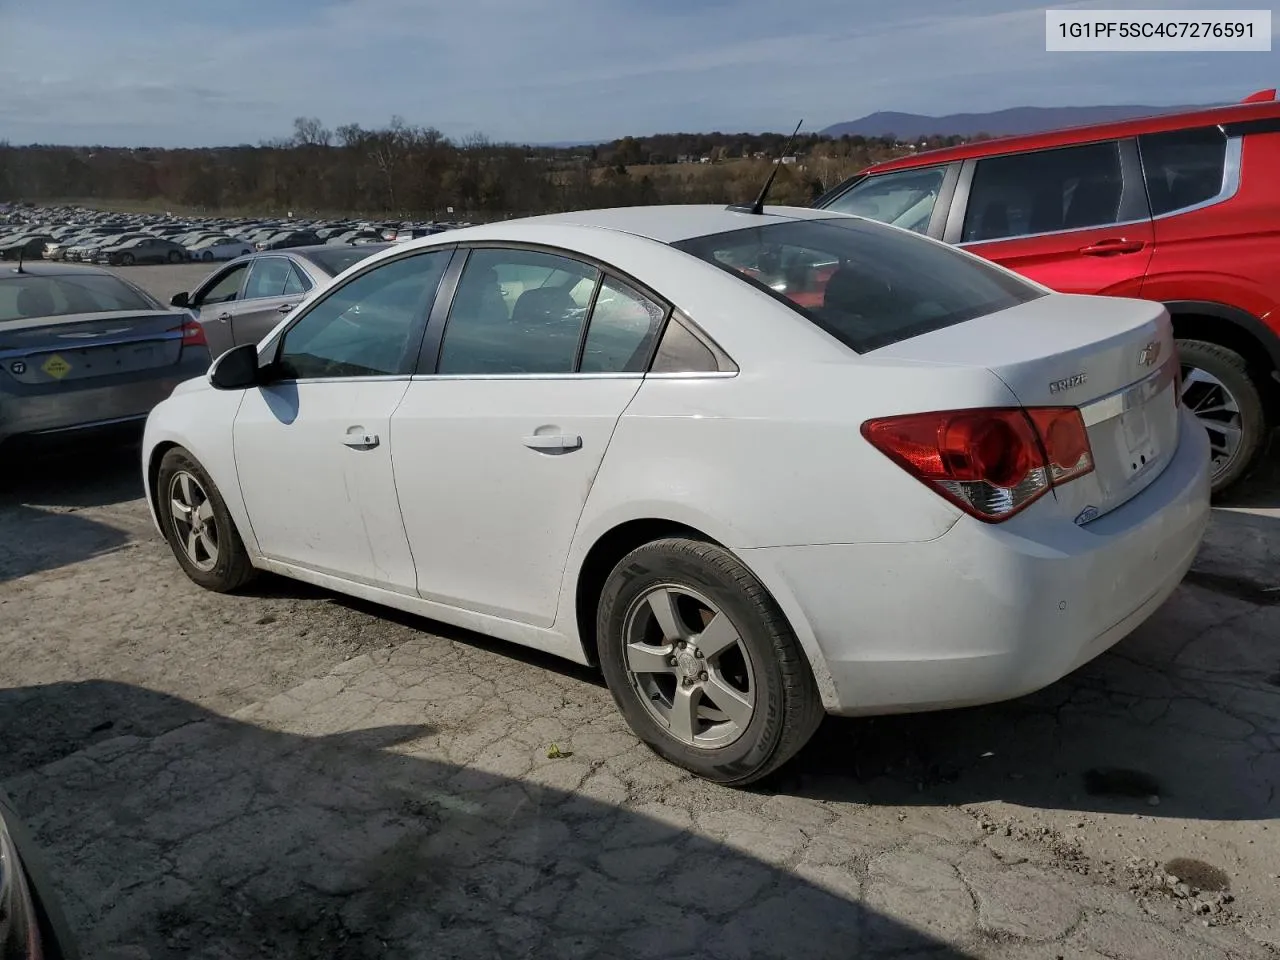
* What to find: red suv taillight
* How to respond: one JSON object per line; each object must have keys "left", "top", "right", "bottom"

{"left": 169, "top": 318, "right": 207, "bottom": 348}
{"left": 861, "top": 407, "right": 1094, "bottom": 522}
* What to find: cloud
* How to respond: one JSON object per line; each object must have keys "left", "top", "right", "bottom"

{"left": 0, "top": 0, "right": 1271, "bottom": 146}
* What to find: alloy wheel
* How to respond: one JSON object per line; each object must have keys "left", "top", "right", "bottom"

{"left": 168, "top": 471, "right": 219, "bottom": 572}
{"left": 1180, "top": 364, "right": 1243, "bottom": 477}
{"left": 622, "top": 584, "right": 756, "bottom": 749}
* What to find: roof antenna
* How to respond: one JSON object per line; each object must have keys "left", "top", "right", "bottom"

{"left": 728, "top": 118, "right": 804, "bottom": 215}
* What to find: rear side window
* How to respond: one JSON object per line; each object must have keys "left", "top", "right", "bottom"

{"left": 962, "top": 141, "right": 1123, "bottom": 242}
{"left": 1138, "top": 127, "right": 1228, "bottom": 216}
{"left": 674, "top": 218, "right": 1043, "bottom": 354}
{"left": 821, "top": 166, "right": 946, "bottom": 234}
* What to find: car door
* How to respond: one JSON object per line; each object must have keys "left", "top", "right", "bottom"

{"left": 233, "top": 247, "right": 453, "bottom": 589}
{"left": 189, "top": 261, "right": 251, "bottom": 358}
{"left": 228, "top": 257, "right": 313, "bottom": 348}
{"left": 944, "top": 139, "right": 1153, "bottom": 296}
{"left": 390, "top": 245, "right": 668, "bottom": 626}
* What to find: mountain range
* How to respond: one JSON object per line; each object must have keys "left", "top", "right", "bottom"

{"left": 818, "top": 104, "right": 1213, "bottom": 140}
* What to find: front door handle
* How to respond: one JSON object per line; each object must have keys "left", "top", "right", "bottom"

{"left": 216, "top": 311, "right": 232, "bottom": 322}
{"left": 1078, "top": 238, "right": 1146, "bottom": 256}
{"left": 343, "top": 431, "right": 380, "bottom": 449}
{"left": 278, "top": 303, "right": 294, "bottom": 314}
{"left": 522, "top": 433, "right": 582, "bottom": 452}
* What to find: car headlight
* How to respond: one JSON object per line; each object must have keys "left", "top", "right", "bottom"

{"left": 0, "top": 812, "right": 43, "bottom": 958}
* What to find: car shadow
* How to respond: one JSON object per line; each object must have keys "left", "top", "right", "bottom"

{"left": 1, "top": 680, "right": 969, "bottom": 960}
{"left": 1217, "top": 432, "right": 1280, "bottom": 511}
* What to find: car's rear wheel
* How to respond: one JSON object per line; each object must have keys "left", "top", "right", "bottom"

{"left": 202, "top": 250, "right": 214, "bottom": 261}
{"left": 596, "top": 538, "right": 824, "bottom": 785}
{"left": 167, "top": 250, "right": 183, "bottom": 264}
{"left": 156, "top": 447, "right": 256, "bottom": 593}
{"left": 1177, "top": 339, "right": 1267, "bottom": 495}
{"left": 120, "top": 253, "right": 135, "bottom": 266}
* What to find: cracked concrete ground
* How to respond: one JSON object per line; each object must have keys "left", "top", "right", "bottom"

{"left": 1, "top": 264, "right": 1277, "bottom": 958}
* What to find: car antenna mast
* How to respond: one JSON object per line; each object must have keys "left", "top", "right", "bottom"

{"left": 727, "top": 118, "right": 804, "bottom": 215}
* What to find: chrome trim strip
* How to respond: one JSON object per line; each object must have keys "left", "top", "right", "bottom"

{"left": 957, "top": 216, "right": 1150, "bottom": 249}
{"left": 407, "top": 372, "right": 645, "bottom": 382}
{"left": 1079, "top": 356, "right": 1178, "bottom": 427}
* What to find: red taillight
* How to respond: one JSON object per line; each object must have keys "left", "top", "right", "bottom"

{"left": 169, "top": 318, "right": 207, "bottom": 348}
{"left": 861, "top": 407, "right": 1094, "bottom": 522}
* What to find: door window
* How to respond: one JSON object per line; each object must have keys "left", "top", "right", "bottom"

{"left": 962, "top": 141, "right": 1124, "bottom": 242}
{"left": 283, "top": 264, "right": 311, "bottom": 296}
{"left": 276, "top": 250, "right": 450, "bottom": 379}
{"left": 244, "top": 258, "right": 294, "bottom": 299}
{"left": 822, "top": 166, "right": 947, "bottom": 234}
{"left": 1138, "top": 128, "right": 1228, "bottom": 216}
{"left": 196, "top": 263, "right": 249, "bottom": 305}
{"left": 580, "top": 277, "right": 667, "bottom": 373}
{"left": 436, "top": 248, "right": 599, "bottom": 375}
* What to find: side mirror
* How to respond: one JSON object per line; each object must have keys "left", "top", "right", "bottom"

{"left": 209, "top": 343, "right": 262, "bottom": 390}
{"left": 170, "top": 291, "right": 190, "bottom": 308}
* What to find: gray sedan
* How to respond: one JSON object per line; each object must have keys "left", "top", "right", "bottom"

{"left": 0, "top": 263, "right": 211, "bottom": 451}
{"left": 171, "top": 243, "right": 390, "bottom": 358}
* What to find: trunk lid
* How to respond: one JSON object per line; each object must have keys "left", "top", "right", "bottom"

{"left": 0, "top": 310, "right": 194, "bottom": 388}
{"left": 870, "top": 295, "right": 1180, "bottom": 521}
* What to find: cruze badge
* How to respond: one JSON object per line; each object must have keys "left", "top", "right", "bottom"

{"left": 1074, "top": 505, "right": 1100, "bottom": 525}
{"left": 1138, "top": 341, "right": 1161, "bottom": 367}
{"left": 1049, "top": 372, "right": 1087, "bottom": 394}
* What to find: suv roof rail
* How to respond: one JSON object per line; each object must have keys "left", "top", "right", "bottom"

{"left": 1241, "top": 88, "right": 1276, "bottom": 103}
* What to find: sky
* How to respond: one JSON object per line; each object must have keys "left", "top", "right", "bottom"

{"left": 0, "top": 0, "right": 1274, "bottom": 147}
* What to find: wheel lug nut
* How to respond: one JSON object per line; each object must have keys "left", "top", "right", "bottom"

{"left": 698, "top": 671, "right": 708, "bottom": 682}
{"left": 667, "top": 656, "right": 678, "bottom": 666}
{"left": 676, "top": 640, "right": 686, "bottom": 650}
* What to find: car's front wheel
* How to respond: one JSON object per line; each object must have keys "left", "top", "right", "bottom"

{"left": 597, "top": 538, "right": 824, "bottom": 785}
{"left": 202, "top": 250, "right": 214, "bottom": 261}
{"left": 156, "top": 447, "right": 257, "bottom": 592}
{"left": 120, "top": 253, "right": 135, "bottom": 266}
{"left": 1177, "top": 339, "right": 1268, "bottom": 495}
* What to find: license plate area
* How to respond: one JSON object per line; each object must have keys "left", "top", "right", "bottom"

{"left": 1118, "top": 403, "right": 1160, "bottom": 479}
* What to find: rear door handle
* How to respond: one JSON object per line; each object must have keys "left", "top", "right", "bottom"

{"left": 216, "top": 311, "right": 232, "bottom": 322}
{"left": 1078, "top": 239, "right": 1146, "bottom": 256}
{"left": 278, "top": 303, "right": 294, "bottom": 314}
{"left": 343, "top": 431, "right": 380, "bottom": 449}
{"left": 522, "top": 434, "right": 582, "bottom": 452}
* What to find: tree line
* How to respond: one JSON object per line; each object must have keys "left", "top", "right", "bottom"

{"left": 0, "top": 118, "right": 967, "bottom": 220}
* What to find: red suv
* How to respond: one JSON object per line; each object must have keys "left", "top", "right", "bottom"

{"left": 813, "top": 89, "right": 1280, "bottom": 494}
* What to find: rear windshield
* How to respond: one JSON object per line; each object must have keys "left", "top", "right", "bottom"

{"left": 673, "top": 217, "right": 1044, "bottom": 353}
{"left": 0, "top": 274, "right": 160, "bottom": 323}
{"left": 301, "top": 243, "right": 392, "bottom": 276}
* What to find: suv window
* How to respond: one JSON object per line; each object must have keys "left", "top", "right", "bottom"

{"left": 437, "top": 248, "right": 599, "bottom": 375}
{"left": 197, "top": 264, "right": 249, "bottom": 305}
{"left": 674, "top": 218, "right": 1043, "bottom": 354}
{"left": 580, "top": 277, "right": 667, "bottom": 373}
{"left": 277, "top": 251, "right": 449, "bottom": 379}
{"left": 1138, "top": 127, "right": 1228, "bottom": 216}
{"left": 822, "top": 166, "right": 947, "bottom": 234}
{"left": 962, "top": 141, "right": 1123, "bottom": 242}
{"left": 244, "top": 258, "right": 294, "bottom": 299}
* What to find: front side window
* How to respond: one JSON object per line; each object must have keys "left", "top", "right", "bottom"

{"left": 962, "top": 141, "right": 1124, "bottom": 243}
{"left": 674, "top": 218, "right": 1043, "bottom": 354}
{"left": 1138, "top": 127, "right": 1228, "bottom": 216}
{"left": 198, "top": 264, "right": 249, "bottom": 305}
{"left": 821, "top": 166, "right": 947, "bottom": 234}
{"left": 276, "top": 251, "right": 449, "bottom": 379}
{"left": 437, "top": 248, "right": 598, "bottom": 375}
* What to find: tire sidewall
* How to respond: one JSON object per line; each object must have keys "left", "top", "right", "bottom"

{"left": 597, "top": 542, "right": 790, "bottom": 782}
{"left": 156, "top": 449, "right": 245, "bottom": 591}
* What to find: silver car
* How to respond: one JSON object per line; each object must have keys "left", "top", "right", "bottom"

{"left": 0, "top": 262, "right": 211, "bottom": 450}
{"left": 171, "top": 243, "right": 390, "bottom": 358}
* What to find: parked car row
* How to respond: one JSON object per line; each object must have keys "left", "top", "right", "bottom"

{"left": 0, "top": 207, "right": 471, "bottom": 266}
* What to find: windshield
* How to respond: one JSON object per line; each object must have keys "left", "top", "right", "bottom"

{"left": 301, "top": 243, "right": 392, "bottom": 276}
{"left": 0, "top": 274, "right": 161, "bottom": 322}
{"left": 673, "top": 217, "right": 1043, "bottom": 353}
{"left": 821, "top": 166, "right": 948, "bottom": 234}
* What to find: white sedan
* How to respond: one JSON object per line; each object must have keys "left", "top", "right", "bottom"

{"left": 187, "top": 237, "right": 255, "bottom": 261}
{"left": 141, "top": 205, "right": 1211, "bottom": 784}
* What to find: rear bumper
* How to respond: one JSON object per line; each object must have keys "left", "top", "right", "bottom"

{"left": 744, "top": 408, "right": 1211, "bottom": 715}
{"left": 0, "top": 354, "right": 210, "bottom": 446}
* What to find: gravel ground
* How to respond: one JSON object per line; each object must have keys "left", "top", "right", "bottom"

{"left": 0, "top": 263, "right": 1277, "bottom": 959}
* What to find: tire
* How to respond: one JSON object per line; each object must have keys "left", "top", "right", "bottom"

{"left": 156, "top": 447, "right": 256, "bottom": 593}
{"left": 596, "top": 538, "right": 824, "bottom": 785}
{"left": 202, "top": 251, "right": 214, "bottom": 261}
{"left": 120, "top": 253, "right": 135, "bottom": 266}
{"left": 1176, "top": 338, "right": 1268, "bottom": 495}
{"left": 168, "top": 250, "right": 183, "bottom": 264}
